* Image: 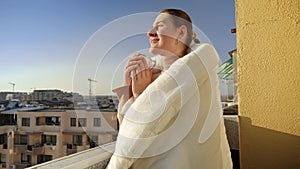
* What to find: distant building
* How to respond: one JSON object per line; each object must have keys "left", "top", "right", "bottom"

{"left": 25, "top": 90, "right": 85, "bottom": 105}
{"left": 0, "top": 92, "right": 27, "bottom": 102}
{"left": 26, "top": 90, "right": 65, "bottom": 101}
{"left": 39, "top": 100, "right": 74, "bottom": 109}
{"left": 0, "top": 108, "right": 118, "bottom": 169}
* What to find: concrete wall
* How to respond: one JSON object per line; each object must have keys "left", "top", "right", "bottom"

{"left": 236, "top": 0, "right": 300, "bottom": 168}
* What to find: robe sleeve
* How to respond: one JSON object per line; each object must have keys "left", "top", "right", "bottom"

{"left": 112, "top": 85, "right": 133, "bottom": 115}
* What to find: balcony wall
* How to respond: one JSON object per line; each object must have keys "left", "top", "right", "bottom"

{"left": 43, "top": 145, "right": 57, "bottom": 155}
{"left": 236, "top": 0, "right": 300, "bottom": 168}
{"left": 26, "top": 142, "right": 115, "bottom": 169}
{"left": 15, "top": 162, "right": 31, "bottom": 169}
{"left": 26, "top": 145, "right": 45, "bottom": 155}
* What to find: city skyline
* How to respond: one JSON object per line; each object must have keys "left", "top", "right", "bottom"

{"left": 0, "top": 0, "right": 236, "bottom": 95}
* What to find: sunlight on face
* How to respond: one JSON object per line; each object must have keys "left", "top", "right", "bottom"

{"left": 147, "top": 13, "right": 179, "bottom": 56}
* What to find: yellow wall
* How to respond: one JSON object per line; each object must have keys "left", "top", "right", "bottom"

{"left": 236, "top": 0, "right": 300, "bottom": 168}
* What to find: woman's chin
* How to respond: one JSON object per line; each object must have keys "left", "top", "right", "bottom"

{"left": 149, "top": 47, "right": 162, "bottom": 55}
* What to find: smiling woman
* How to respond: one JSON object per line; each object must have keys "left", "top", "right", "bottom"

{"left": 107, "top": 9, "right": 232, "bottom": 169}
{"left": 148, "top": 9, "right": 198, "bottom": 57}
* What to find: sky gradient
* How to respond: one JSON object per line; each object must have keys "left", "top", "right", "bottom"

{"left": 0, "top": 0, "right": 236, "bottom": 95}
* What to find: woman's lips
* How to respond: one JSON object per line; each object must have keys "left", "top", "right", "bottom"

{"left": 150, "top": 38, "right": 159, "bottom": 44}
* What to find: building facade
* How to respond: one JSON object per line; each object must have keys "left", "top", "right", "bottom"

{"left": 26, "top": 90, "right": 66, "bottom": 101}
{"left": 0, "top": 109, "right": 118, "bottom": 169}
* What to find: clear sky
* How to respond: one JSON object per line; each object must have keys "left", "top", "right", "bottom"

{"left": 0, "top": 0, "right": 236, "bottom": 95}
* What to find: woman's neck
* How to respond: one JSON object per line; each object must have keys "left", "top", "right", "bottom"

{"left": 162, "top": 54, "right": 179, "bottom": 71}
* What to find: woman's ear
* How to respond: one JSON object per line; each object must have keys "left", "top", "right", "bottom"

{"left": 177, "top": 25, "right": 188, "bottom": 42}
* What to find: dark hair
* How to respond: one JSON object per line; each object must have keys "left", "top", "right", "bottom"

{"left": 159, "top": 9, "right": 200, "bottom": 55}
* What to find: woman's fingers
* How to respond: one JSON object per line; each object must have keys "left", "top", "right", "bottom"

{"left": 124, "top": 53, "right": 151, "bottom": 85}
{"left": 126, "top": 60, "right": 142, "bottom": 69}
{"left": 132, "top": 68, "right": 152, "bottom": 99}
{"left": 134, "top": 68, "right": 152, "bottom": 81}
{"left": 124, "top": 64, "right": 139, "bottom": 85}
{"left": 126, "top": 54, "right": 148, "bottom": 75}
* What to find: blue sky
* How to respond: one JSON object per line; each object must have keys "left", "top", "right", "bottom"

{"left": 0, "top": 0, "right": 236, "bottom": 95}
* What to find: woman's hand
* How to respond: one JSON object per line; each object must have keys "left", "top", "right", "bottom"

{"left": 123, "top": 54, "right": 152, "bottom": 99}
{"left": 123, "top": 54, "right": 148, "bottom": 86}
{"left": 132, "top": 68, "right": 152, "bottom": 99}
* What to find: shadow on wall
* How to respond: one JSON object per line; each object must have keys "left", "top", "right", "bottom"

{"left": 239, "top": 117, "right": 300, "bottom": 169}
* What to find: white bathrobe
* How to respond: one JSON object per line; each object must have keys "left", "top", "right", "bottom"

{"left": 107, "top": 43, "right": 232, "bottom": 169}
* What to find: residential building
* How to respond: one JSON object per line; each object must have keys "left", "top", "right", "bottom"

{"left": 0, "top": 108, "right": 118, "bottom": 169}
{"left": 26, "top": 90, "right": 65, "bottom": 101}
{"left": 0, "top": 92, "right": 27, "bottom": 102}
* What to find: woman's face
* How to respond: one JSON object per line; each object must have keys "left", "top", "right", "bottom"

{"left": 148, "top": 13, "right": 179, "bottom": 56}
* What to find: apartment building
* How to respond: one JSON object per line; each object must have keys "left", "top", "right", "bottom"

{"left": 0, "top": 108, "right": 118, "bottom": 169}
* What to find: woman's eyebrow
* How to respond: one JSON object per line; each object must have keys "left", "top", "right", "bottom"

{"left": 153, "top": 21, "right": 164, "bottom": 27}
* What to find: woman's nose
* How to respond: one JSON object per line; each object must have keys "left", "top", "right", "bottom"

{"left": 147, "top": 27, "right": 157, "bottom": 37}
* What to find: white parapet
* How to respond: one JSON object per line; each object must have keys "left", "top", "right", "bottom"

{"left": 25, "top": 142, "right": 115, "bottom": 169}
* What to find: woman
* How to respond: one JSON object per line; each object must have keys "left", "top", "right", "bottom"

{"left": 113, "top": 8, "right": 199, "bottom": 124}
{"left": 108, "top": 9, "right": 232, "bottom": 169}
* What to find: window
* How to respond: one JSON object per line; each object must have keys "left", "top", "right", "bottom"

{"left": 78, "top": 118, "right": 86, "bottom": 127}
{"left": 22, "top": 118, "right": 30, "bottom": 126}
{"left": 14, "top": 135, "right": 28, "bottom": 145}
{"left": 0, "top": 154, "right": 6, "bottom": 168}
{"left": 37, "top": 155, "right": 52, "bottom": 164}
{"left": 21, "top": 153, "right": 31, "bottom": 163}
{"left": 42, "top": 135, "right": 57, "bottom": 145}
{"left": 45, "top": 117, "right": 60, "bottom": 126}
{"left": 70, "top": 118, "right": 76, "bottom": 127}
{"left": 0, "top": 134, "right": 6, "bottom": 144}
{"left": 20, "top": 135, "right": 28, "bottom": 145}
{"left": 93, "top": 118, "right": 101, "bottom": 127}
{"left": 73, "top": 135, "right": 83, "bottom": 146}
{"left": 36, "top": 117, "right": 46, "bottom": 126}
{"left": 0, "top": 134, "right": 7, "bottom": 149}
{"left": 36, "top": 117, "right": 40, "bottom": 125}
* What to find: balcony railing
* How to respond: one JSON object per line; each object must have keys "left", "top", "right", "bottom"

{"left": 43, "top": 144, "right": 57, "bottom": 154}
{"left": 26, "top": 142, "right": 115, "bottom": 169}
{"left": 26, "top": 144, "right": 45, "bottom": 154}
{"left": 65, "top": 144, "right": 89, "bottom": 155}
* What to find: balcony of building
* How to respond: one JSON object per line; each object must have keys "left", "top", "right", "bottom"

{"left": 65, "top": 144, "right": 77, "bottom": 155}
{"left": 25, "top": 116, "right": 238, "bottom": 169}
{"left": 15, "top": 162, "right": 31, "bottom": 169}
{"left": 43, "top": 144, "right": 57, "bottom": 155}
{"left": 26, "top": 144, "right": 45, "bottom": 155}
{"left": 65, "top": 143, "right": 90, "bottom": 156}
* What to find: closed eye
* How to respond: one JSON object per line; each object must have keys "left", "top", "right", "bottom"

{"left": 153, "top": 21, "right": 165, "bottom": 30}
